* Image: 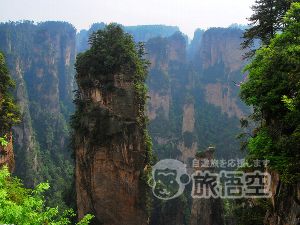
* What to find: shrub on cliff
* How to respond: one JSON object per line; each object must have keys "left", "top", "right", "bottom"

{"left": 0, "top": 137, "right": 93, "bottom": 225}
{"left": 0, "top": 166, "right": 93, "bottom": 225}
{"left": 0, "top": 52, "right": 21, "bottom": 133}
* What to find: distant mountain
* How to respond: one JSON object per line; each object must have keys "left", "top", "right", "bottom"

{"left": 76, "top": 23, "right": 181, "bottom": 53}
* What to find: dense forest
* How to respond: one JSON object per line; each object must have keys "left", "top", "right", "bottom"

{"left": 0, "top": 1, "right": 300, "bottom": 224}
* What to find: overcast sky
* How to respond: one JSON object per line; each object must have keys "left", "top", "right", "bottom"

{"left": 1, "top": 0, "right": 256, "bottom": 39}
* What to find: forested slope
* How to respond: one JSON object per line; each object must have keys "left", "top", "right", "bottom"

{"left": 0, "top": 20, "right": 76, "bottom": 210}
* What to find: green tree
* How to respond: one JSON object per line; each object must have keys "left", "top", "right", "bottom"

{"left": 240, "top": 0, "right": 300, "bottom": 58}
{"left": 239, "top": 3, "right": 300, "bottom": 182}
{"left": 0, "top": 52, "right": 21, "bottom": 132}
{"left": 0, "top": 165, "right": 93, "bottom": 225}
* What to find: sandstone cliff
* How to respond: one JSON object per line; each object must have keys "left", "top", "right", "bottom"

{"left": 146, "top": 32, "right": 197, "bottom": 225}
{"left": 0, "top": 131, "right": 14, "bottom": 174}
{"left": 0, "top": 54, "right": 15, "bottom": 174}
{"left": 146, "top": 28, "right": 247, "bottom": 224}
{"left": 0, "top": 21, "right": 77, "bottom": 209}
{"left": 187, "top": 28, "right": 205, "bottom": 61}
{"left": 145, "top": 33, "right": 197, "bottom": 166}
{"left": 264, "top": 170, "right": 300, "bottom": 224}
{"left": 146, "top": 28, "right": 247, "bottom": 170}
{"left": 75, "top": 75, "right": 150, "bottom": 224}
{"left": 146, "top": 36, "right": 170, "bottom": 120}
{"left": 6, "top": 56, "right": 37, "bottom": 186}
{"left": 204, "top": 83, "right": 245, "bottom": 118}
{"left": 73, "top": 25, "right": 151, "bottom": 225}
{"left": 194, "top": 28, "right": 249, "bottom": 119}
{"left": 199, "top": 28, "right": 245, "bottom": 73}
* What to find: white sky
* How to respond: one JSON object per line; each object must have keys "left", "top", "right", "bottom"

{"left": 0, "top": 0, "right": 256, "bottom": 39}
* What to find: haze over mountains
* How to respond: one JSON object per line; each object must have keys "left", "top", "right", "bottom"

{"left": 0, "top": 19, "right": 252, "bottom": 224}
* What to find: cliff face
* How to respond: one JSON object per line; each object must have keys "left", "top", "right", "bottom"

{"left": 146, "top": 36, "right": 170, "bottom": 121}
{"left": 6, "top": 56, "right": 35, "bottom": 182}
{"left": 146, "top": 28, "right": 248, "bottom": 170}
{"left": 32, "top": 30, "right": 60, "bottom": 114}
{"left": 190, "top": 147, "right": 223, "bottom": 225}
{"left": 146, "top": 33, "right": 195, "bottom": 225}
{"left": 145, "top": 32, "right": 188, "bottom": 119}
{"left": 0, "top": 53, "right": 15, "bottom": 174}
{"left": 264, "top": 170, "right": 300, "bottom": 224}
{"left": 194, "top": 28, "right": 249, "bottom": 118}
{"left": 204, "top": 83, "right": 245, "bottom": 118}
{"left": 187, "top": 28, "right": 205, "bottom": 61}
{"left": 73, "top": 25, "right": 151, "bottom": 225}
{"left": 145, "top": 33, "right": 187, "bottom": 120}
{"left": 125, "top": 25, "right": 181, "bottom": 43}
{"left": 147, "top": 88, "right": 170, "bottom": 120}
{"left": 146, "top": 28, "right": 247, "bottom": 224}
{"left": 146, "top": 33, "right": 197, "bottom": 166}
{"left": 199, "top": 28, "right": 245, "bottom": 73}
{"left": 0, "top": 21, "right": 76, "bottom": 208}
{"left": 75, "top": 73, "right": 149, "bottom": 224}
{"left": 0, "top": 130, "right": 14, "bottom": 174}
{"left": 168, "top": 32, "right": 187, "bottom": 63}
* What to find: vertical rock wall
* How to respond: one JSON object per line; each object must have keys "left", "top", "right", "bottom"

{"left": 74, "top": 26, "right": 151, "bottom": 224}
{"left": 0, "top": 130, "right": 14, "bottom": 174}
{"left": 0, "top": 54, "right": 15, "bottom": 174}
{"left": 194, "top": 28, "right": 249, "bottom": 119}
{"left": 0, "top": 21, "right": 77, "bottom": 198}
{"left": 264, "top": 169, "right": 300, "bottom": 224}
{"left": 75, "top": 72, "right": 150, "bottom": 225}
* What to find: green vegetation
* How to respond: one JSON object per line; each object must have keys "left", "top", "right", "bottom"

{"left": 148, "top": 69, "right": 170, "bottom": 92}
{"left": 0, "top": 21, "right": 77, "bottom": 218}
{"left": 232, "top": 3, "right": 300, "bottom": 224}
{"left": 0, "top": 166, "right": 93, "bottom": 225}
{"left": 0, "top": 52, "right": 21, "bottom": 132}
{"left": 241, "top": 0, "right": 300, "bottom": 58}
{"left": 72, "top": 23, "right": 152, "bottom": 149}
{"left": 195, "top": 151, "right": 204, "bottom": 158}
{"left": 145, "top": 36, "right": 168, "bottom": 64}
{"left": 233, "top": 198, "right": 273, "bottom": 225}
{"left": 238, "top": 3, "right": 300, "bottom": 183}
{"left": 147, "top": 31, "right": 246, "bottom": 225}
{"left": 71, "top": 24, "right": 155, "bottom": 216}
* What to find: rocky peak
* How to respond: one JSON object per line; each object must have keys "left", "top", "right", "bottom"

{"left": 199, "top": 28, "right": 245, "bottom": 75}
{"left": 168, "top": 32, "right": 186, "bottom": 63}
{"left": 73, "top": 25, "right": 152, "bottom": 225}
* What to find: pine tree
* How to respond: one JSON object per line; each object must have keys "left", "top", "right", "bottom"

{"left": 241, "top": 0, "right": 300, "bottom": 58}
